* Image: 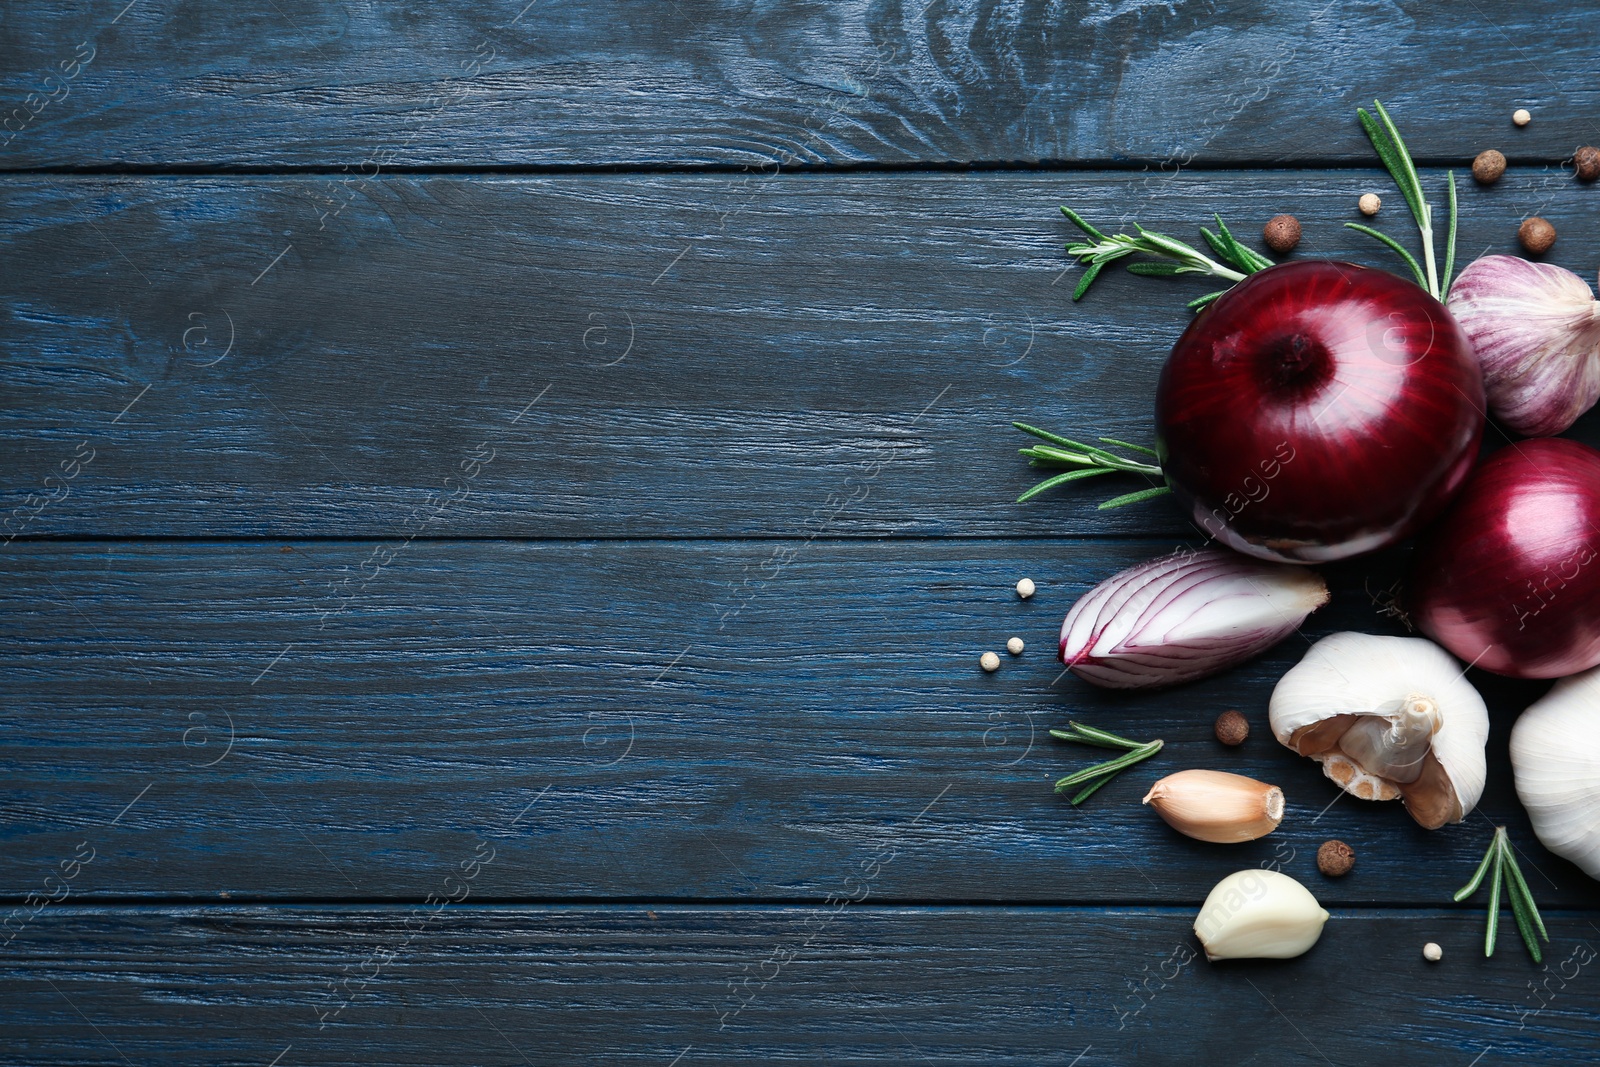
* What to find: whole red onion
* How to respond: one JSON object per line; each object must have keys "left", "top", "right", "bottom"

{"left": 1156, "top": 261, "right": 1484, "bottom": 563}
{"left": 1410, "top": 438, "right": 1600, "bottom": 679}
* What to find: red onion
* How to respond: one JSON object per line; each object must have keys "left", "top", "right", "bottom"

{"left": 1060, "top": 548, "right": 1329, "bottom": 689}
{"left": 1410, "top": 438, "right": 1600, "bottom": 679}
{"left": 1156, "top": 261, "right": 1484, "bottom": 563}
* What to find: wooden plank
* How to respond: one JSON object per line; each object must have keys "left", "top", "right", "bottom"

{"left": 2, "top": 2, "right": 1597, "bottom": 168}
{"left": 4, "top": 170, "right": 1600, "bottom": 540}
{"left": 3, "top": 904, "right": 1597, "bottom": 1064}
{"left": 4, "top": 538, "right": 1596, "bottom": 908}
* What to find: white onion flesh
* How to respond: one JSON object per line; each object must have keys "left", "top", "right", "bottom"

{"left": 1059, "top": 548, "right": 1329, "bottom": 689}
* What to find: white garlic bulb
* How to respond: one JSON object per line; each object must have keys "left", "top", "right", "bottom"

{"left": 1511, "top": 666, "right": 1600, "bottom": 880}
{"left": 1268, "top": 632, "right": 1489, "bottom": 829}
{"left": 1193, "top": 869, "right": 1329, "bottom": 961}
{"left": 1447, "top": 255, "right": 1600, "bottom": 437}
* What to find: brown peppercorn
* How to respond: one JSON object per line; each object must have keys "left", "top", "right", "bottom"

{"left": 1471, "top": 149, "right": 1506, "bottom": 185}
{"left": 1262, "top": 214, "right": 1301, "bottom": 254}
{"left": 1519, "top": 216, "right": 1557, "bottom": 255}
{"left": 1214, "top": 709, "right": 1250, "bottom": 746}
{"left": 1575, "top": 146, "right": 1600, "bottom": 183}
{"left": 1358, "top": 193, "right": 1382, "bottom": 216}
{"left": 1317, "top": 839, "right": 1355, "bottom": 877}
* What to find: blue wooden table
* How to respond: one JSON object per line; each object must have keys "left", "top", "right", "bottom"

{"left": 5, "top": 3, "right": 1600, "bottom": 1063}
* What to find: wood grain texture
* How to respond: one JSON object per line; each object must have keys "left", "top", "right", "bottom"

{"left": 5, "top": 905, "right": 1599, "bottom": 1065}
{"left": 5, "top": 538, "right": 1597, "bottom": 907}
{"left": 5, "top": 169, "right": 1600, "bottom": 539}
{"left": 3, "top": 1, "right": 1598, "bottom": 168}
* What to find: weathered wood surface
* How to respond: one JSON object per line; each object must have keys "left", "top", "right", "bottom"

{"left": 5, "top": 169, "right": 1600, "bottom": 540}
{"left": 4, "top": 905, "right": 1598, "bottom": 1065}
{"left": 5, "top": 539, "right": 1595, "bottom": 907}
{"left": 2, "top": 1, "right": 1596, "bottom": 169}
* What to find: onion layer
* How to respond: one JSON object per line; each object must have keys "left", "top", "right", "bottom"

{"left": 1059, "top": 548, "right": 1329, "bottom": 689}
{"left": 1157, "top": 261, "right": 1484, "bottom": 563}
{"left": 1410, "top": 438, "right": 1600, "bottom": 679}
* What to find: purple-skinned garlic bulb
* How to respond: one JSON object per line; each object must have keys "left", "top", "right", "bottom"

{"left": 1059, "top": 548, "right": 1328, "bottom": 689}
{"left": 1447, "top": 255, "right": 1600, "bottom": 436}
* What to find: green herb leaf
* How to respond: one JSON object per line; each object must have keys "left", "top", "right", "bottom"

{"left": 1051, "top": 729, "right": 1162, "bottom": 805}
{"left": 1442, "top": 170, "right": 1459, "bottom": 294}
{"left": 1344, "top": 223, "right": 1428, "bottom": 289}
{"left": 1097, "top": 485, "right": 1173, "bottom": 510}
{"left": 1126, "top": 262, "right": 1188, "bottom": 277}
{"left": 1485, "top": 843, "right": 1504, "bottom": 958}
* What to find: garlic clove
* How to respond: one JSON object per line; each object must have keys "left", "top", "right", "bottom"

{"left": 1142, "top": 769, "right": 1284, "bottom": 843}
{"left": 1447, "top": 255, "right": 1600, "bottom": 437}
{"left": 1193, "top": 869, "right": 1329, "bottom": 961}
{"left": 1268, "top": 632, "right": 1489, "bottom": 829}
{"left": 1511, "top": 666, "right": 1600, "bottom": 881}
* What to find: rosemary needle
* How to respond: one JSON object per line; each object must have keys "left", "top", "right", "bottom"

{"left": 1050, "top": 722, "right": 1163, "bottom": 806}
{"left": 1455, "top": 827, "right": 1550, "bottom": 962}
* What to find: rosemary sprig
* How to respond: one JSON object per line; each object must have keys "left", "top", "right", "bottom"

{"left": 1453, "top": 826, "right": 1550, "bottom": 962}
{"left": 1050, "top": 722, "right": 1163, "bottom": 806}
{"left": 1013, "top": 422, "right": 1171, "bottom": 509}
{"left": 1060, "top": 208, "right": 1271, "bottom": 305}
{"left": 1349, "top": 100, "right": 1460, "bottom": 299}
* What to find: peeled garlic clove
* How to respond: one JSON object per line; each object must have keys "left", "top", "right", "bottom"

{"left": 1268, "top": 632, "right": 1488, "bottom": 830}
{"left": 1511, "top": 666, "right": 1600, "bottom": 881}
{"left": 1142, "top": 769, "right": 1283, "bottom": 843}
{"left": 1059, "top": 548, "right": 1328, "bottom": 689}
{"left": 1447, "top": 255, "right": 1600, "bottom": 437}
{"left": 1193, "top": 869, "right": 1329, "bottom": 961}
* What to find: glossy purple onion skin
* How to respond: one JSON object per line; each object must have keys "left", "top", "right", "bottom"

{"left": 1411, "top": 438, "right": 1600, "bottom": 679}
{"left": 1156, "top": 261, "right": 1485, "bottom": 563}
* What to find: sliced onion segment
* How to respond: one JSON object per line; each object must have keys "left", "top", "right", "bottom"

{"left": 1059, "top": 548, "right": 1330, "bottom": 689}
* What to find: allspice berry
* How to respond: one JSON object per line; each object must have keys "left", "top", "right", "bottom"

{"left": 1358, "top": 193, "right": 1382, "bottom": 216}
{"left": 1317, "top": 839, "right": 1355, "bottom": 877}
{"left": 1262, "top": 214, "right": 1301, "bottom": 254}
{"left": 1575, "top": 146, "right": 1600, "bottom": 183}
{"left": 1214, "top": 710, "right": 1250, "bottom": 746}
{"left": 1471, "top": 149, "right": 1506, "bottom": 185}
{"left": 1518, "top": 216, "right": 1557, "bottom": 255}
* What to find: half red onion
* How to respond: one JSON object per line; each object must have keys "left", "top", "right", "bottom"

{"left": 1060, "top": 548, "right": 1330, "bottom": 689}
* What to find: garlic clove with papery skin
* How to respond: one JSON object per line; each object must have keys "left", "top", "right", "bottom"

{"left": 1142, "top": 769, "right": 1283, "bottom": 843}
{"left": 1511, "top": 666, "right": 1600, "bottom": 881}
{"left": 1193, "top": 869, "right": 1329, "bottom": 961}
{"left": 1268, "top": 632, "right": 1489, "bottom": 830}
{"left": 1447, "top": 255, "right": 1600, "bottom": 437}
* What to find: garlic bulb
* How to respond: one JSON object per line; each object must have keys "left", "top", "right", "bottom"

{"left": 1193, "top": 869, "right": 1329, "bottom": 961}
{"left": 1268, "top": 632, "right": 1488, "bottom": 829}
{"left": 1447, "top": 255, "right": 1600, "bottom": 437}
{"left": 1142, "top": 769, "right": 1283, "bottom": 843}
{"left": 1510, "top": 666, "right": 1600, "bottom": 880}
{"left": 1059, "top": 548, "right": 1329, "bottom": 689}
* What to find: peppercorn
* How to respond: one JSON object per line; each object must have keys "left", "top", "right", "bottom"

{"left": 1358, "top": 193, "right": 1381, "bottom": 216}
{"left": 1518, "top": 216, "right": 1556, "bottom": 255}
{"left": 1513, "top": 108, "right": 1532, "bottom": 127}
{"left": 1423, "top": 942, "right": 1443, "bottom": 962}
{"left": 1015, "top": 578, "right": 1036, "bottom": 600}
{"left": 1317, "top": 839, "right": 1355, "bottom": 877}
{"left": 1471, "top": 149, "right": 1506, "bottom": 185}
{"left": 1214, "top": 709, "right": 1250, "bottom": 746}
{"left": 979, "top": 651, "right": 1000, "bottom": 672}
{"left": 1006, "top": 637, "right": 1024, "bottom": 655}
{"left": 1261, "top": 214, "right": 1301, "bottom": 254}
{"left": 1575, "top": 146, "right": 1600, "bottom": 183}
